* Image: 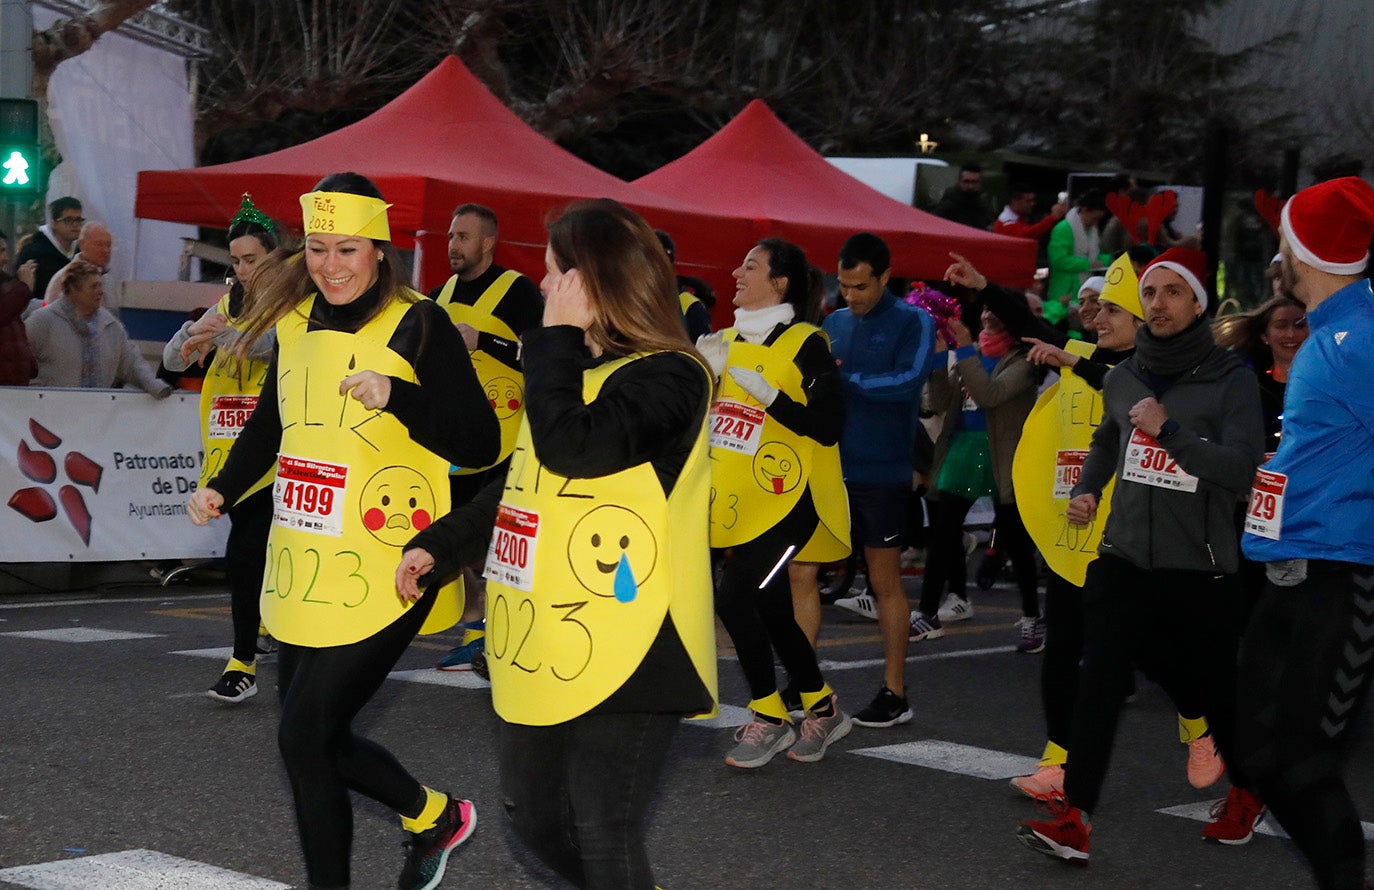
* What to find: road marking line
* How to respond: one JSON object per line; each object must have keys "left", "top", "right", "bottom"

{"left": 0, "top": 849, "right": 289, "bottom": 889}
{"left": 171, "top": 646, "right": 234, "bottom": 660}
{"left": 850, "top": 739, "right": 1039, "bottom": 779}
{"left": 2, "top": 628, "right": 162, "bottom": 643}
{"left": 1156, "top": 801, "right": 1374, "bottom": 840}
{"left": 0, "top": 593, "right": 227, "bottom": 610}
{"left": 389, "top": 668, "right": 490, "bottom": 689}
{"left": 819, "top": 645, "right": 1017, "bottom": 671}
{"left": 684, "top": 704, "right": 752, "bottom": 729}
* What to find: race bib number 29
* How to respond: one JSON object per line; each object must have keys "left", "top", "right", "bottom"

{"left": 1245, "top": 468, "right": 1287, "bottom": 541}
{"left": 273, "top": 454, "right": 347, "bottom": 536}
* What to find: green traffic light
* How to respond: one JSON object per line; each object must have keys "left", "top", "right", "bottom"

{"left": 2, "top": 149, "right": 32, "bottom": 186}
{"left": 0, "top": 144, "right": 41, "bottom": 194}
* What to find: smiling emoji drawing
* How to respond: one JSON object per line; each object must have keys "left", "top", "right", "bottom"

{"left": 568, "top": 505, "right": 657, "bottom": 602}
{"left": 359, "top": 466, "right": 436, "bottom": 546}
{"left": 486, "top": 376, "right": 524, "bottom": 420}
{"left": 752, "top": 441, "right": 803, "bottom": 495}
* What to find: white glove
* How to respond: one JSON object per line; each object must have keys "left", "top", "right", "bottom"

{"left": 695, "top": 332, "right": 729, "bottom": 379}
{"left": 727, "top": 366, "right": 778, "bottom": 407}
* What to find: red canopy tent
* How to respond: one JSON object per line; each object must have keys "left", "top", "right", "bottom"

{"left": 135, "top": 55, "right": 749, "bottom": 292}
{"left": 634, "top": 99, "right": 1037, "bottom": 314}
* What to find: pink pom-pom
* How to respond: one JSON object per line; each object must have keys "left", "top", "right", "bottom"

{"left": 906, "top": 282, "right": 963, "bottom": 343}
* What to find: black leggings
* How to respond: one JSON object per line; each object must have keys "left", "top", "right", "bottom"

{"left": 919, "top": 492, "right": 1039, "bottom": 618}
{"left": 1063, "top": 555, "right": 1250, "bottom": 813}
{"left": 226, "top": 488, "right": 273, "bottom": 663}
{"left": 1237, "top": 562, "right": 1374, "bottom": 890}
{"left": 276, "top": 584, "right": 438, "bottom": 888}
{"left": 501, "top": 711, "right": 678, "bottom": 889}
{"left": 714, "top": 493, "right": 825, "bottom": 701}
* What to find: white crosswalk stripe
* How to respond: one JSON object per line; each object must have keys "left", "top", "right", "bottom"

{"left": 0, "top": 849, "right": 289, "bottom": 889}
{"left": 3, "top": 627, "right": 162, "bottom": 643}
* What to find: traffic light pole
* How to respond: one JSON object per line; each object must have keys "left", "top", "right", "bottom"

{"left": 0, "top": 0, "right": 33, "bottom": 257}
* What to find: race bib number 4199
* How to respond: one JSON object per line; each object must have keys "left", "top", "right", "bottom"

{"left": 1123, "top": 429, "right": 1198, "bottom": 493}
{"left": 1053, "top": 450, "right": 1088, "bottom": 499}
{"left": 273, "top": 454, "right": 348, "bottom": 536}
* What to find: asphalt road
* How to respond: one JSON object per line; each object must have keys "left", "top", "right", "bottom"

{"left": 0, "top": 568, "right": 1367, "bottom": 889}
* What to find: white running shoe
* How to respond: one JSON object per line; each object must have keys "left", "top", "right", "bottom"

{"left": 937, "top": 594, "right": 975, "bottom": 622}
{"left": 832, "top": 591, "right": 879, "bottom": 621}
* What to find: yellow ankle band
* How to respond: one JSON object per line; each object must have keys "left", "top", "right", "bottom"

{"left": 401, "top": 787, "right": 447, "bottom": 833}
{"left": 227, "top": 657, "right": 255, "bottom": 675}
{"left": 748, "top": 692, "right": 790, "bottom": 722}
{"left": 1178, "top": 715, "right": 1209, "bottom": 744}
{"left": 1038, "top": 740, "right": 1068, "bottom": 767}
{"left": 799, "top": 684, "right": 834, "bottom": 712}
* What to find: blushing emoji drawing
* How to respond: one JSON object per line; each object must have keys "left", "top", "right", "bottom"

{"left": 567, "top": 505, "right": 657, "bottom": 602}
{"left": 486, "top": 376, "right": 524, "bottom": 420}
{"left": 359, "top": 466, "right": 435, "bottom": 546}
{"left": 752, "top": 441, "right": 802, "bottom": 495}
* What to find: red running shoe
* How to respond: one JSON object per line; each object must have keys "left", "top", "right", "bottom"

{"left": 1017, "top": 796, "right": 1091, "bottom": 863}
{"left": 1201, "top": 786, "right": 1265, "bottom": 845}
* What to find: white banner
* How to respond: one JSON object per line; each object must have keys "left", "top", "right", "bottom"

{"left": 1, "top": 387, "right": 229, "bottom": 562}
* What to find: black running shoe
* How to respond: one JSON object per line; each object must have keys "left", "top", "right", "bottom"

{"left": 851, "top": 686, "right": 913, "bottom": 728}
{"left": 398, "top": 796, "right": 477, "bottom": 890}
{"left": 206, "top": 670, "right": 257, "bottom": 703}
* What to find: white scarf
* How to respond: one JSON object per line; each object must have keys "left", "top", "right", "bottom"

{"left": 732, "top": 303, "right": 796, "bottom": 344}
{"left": 1065, "top": 207, "right": 1101, "bottom": 285}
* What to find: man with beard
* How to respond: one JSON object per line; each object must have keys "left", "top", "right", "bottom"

{"left": 1235, "top": 176, "right": 1374, "bottom": 890}
{"left": 1018, "top": 247, "right": 1266, "bottom": 862}
{"left": 429, "top": 203, "right": 543, "bottom": 672}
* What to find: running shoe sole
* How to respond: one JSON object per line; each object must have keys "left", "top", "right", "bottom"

{"left": 1016, "top": 824, "right": 1089, "bottom": 863}
{"left": 851, "top": 708, "right": 913, "bottom": 728}
{"left": 206, "top": 683, "right": 257, "bottom": 704}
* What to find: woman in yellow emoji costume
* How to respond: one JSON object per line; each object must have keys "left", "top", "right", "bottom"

{"left": 398, "top": 198, "right": 716, "bottom": 889}
{"left": 694, "top": 238, "right": 852, "bottom": 768}
{"left": 187, "top": 172, "right": 499, "bottom": 890}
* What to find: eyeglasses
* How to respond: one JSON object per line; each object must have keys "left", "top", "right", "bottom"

{"left": 57, "top": 216, "right": 85, "bottom": 224}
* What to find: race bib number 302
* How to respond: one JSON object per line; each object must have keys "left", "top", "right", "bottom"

{"left": 273, "top": 454, "right": 348, "bottom": 536}
{"left": 1245, "top": 468, "right": 1287, "bottom": 541}
{"left": 209, "top": 395, "right": 258, "bottom": 440}
{"left": 709, "top": 400, "right": 766, "bottom": 455}
{"left": 1123, "top": 429, "right": 1199, "bottom": 493}
{"left": 485, "top": 503, "right": 539, "bottom": 592}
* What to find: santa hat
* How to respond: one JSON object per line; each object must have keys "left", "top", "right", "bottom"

{"left": 1078, "top": 275, "right": 1106, "bottom": 300}
{"left": 1141, "top": 247, "right": 1208, "bottom": 310}
{"left": 1280, "top": 176, "right": 1374, "bottom": 274}
{"left": 1099, "top": 253, "right": 1143, "bottom": 319}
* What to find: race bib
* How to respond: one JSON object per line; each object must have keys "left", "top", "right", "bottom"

{"left": 709, "top": 400, "right": 766, "bottom": 455}
{"left": 273, "top": 454, "right": 347, "bottom": 537}
{"left": 961, "top": 387, "right": 978, "bottom": 413}
{"left": 485, "top": 503, "right": 539, "bottom": 592}
{"left": 1053, "top": 449, "right": 1088, "bottom": 499}
{"left": 208, "top": 394, "right": 258, "bottom": 440}
{"left": 1123, "top": 429, "right": 1198, "bottom": 493}
{"left": 1244, "top": 468, "right": 1287, "bottom": 541}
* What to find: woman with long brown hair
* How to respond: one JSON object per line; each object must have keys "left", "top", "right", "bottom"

{"left": 398, "top": 198, "right": 717, "bottom": 888}
{"left": 188, "top": 172, "right": 498, "bottom": 890}
{"left": 1214, "top": 293, "right": 1308, "bottom": 452}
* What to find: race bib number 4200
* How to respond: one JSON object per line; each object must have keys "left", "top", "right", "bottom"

{"left": 485, "top": 503, "right": 539, "bottom": 592}
{"left": 209, "top": 395, "right": 258, "bottom": 439}
{"left": 1123, "top": 429, "right": 1198, "bottom": 493}
{"left": 273, "top": 454, "right": 347, "bottom": 536}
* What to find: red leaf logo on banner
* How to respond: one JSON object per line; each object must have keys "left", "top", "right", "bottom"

{"left": 7, "top": 418, "right": 104, "bottom": 547}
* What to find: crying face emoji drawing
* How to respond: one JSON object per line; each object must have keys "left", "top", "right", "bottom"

{"left": 359, "top": 466, "right": 436, "bottom": 546}
{"left": 486, "top": 376, "right": 524, "bottom": 420}
{"left": 752, "top": 441, "right": 803, "bottom": 495}
{"left": 567, "top": 505, "right": 657, "bottom": 602}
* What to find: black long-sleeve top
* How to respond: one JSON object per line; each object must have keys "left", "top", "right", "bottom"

{"left": 408, "top": 324, "right": 713, "bottom": 715}
{"left": 978, "top": 281, "right": 1130, "bottom": 392}
{"left": 756, "top": 323, "right": 844, "bottom": 446}
{"left": 209, "top": 284, "right": 499, "bottom": 504}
